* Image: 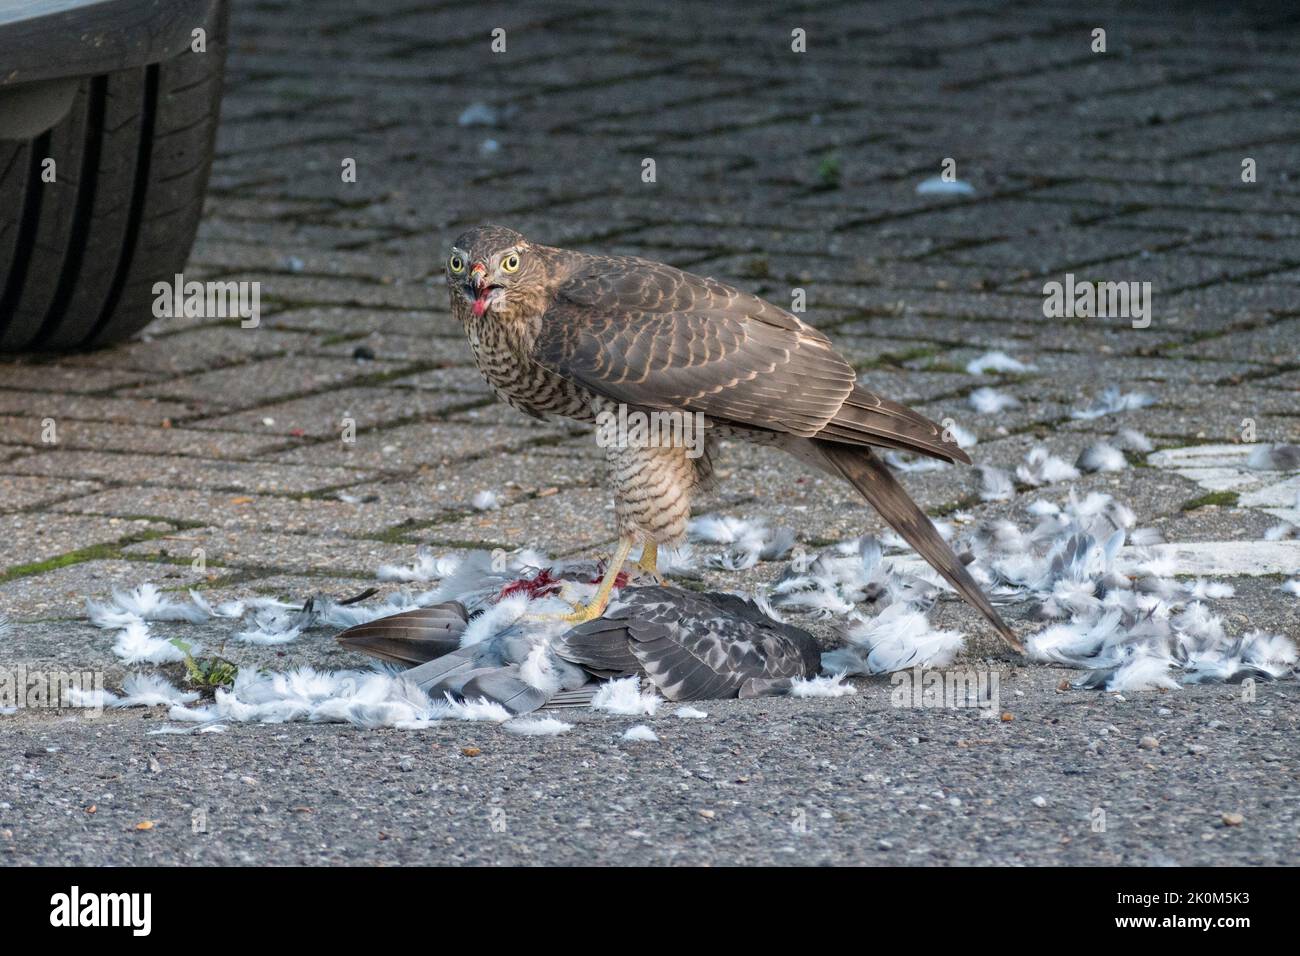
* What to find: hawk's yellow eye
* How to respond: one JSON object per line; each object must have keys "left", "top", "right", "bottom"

{"left": 449, "top": 254, "right": 465, "bottom": 273}
{"left": 501, "top": 252, "right": 521, "bottom": 273}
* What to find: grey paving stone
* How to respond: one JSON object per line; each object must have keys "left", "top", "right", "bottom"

{"left": 3, "top": 450, "right": 372, "bottom": 496}
{"left": 1, "top": 515, "right": 173, "bottom": 576}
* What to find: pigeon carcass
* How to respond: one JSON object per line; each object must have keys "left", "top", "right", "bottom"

{"left": 334, "top": 586, "right": 823, "bottom": 713}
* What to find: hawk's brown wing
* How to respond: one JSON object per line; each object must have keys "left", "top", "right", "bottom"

{"left": 531, "top": 253, "right": 968, "bottom": 463}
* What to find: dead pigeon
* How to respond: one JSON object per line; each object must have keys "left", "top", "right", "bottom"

{"left": 554, "top": 586, "right": 822, "bottom": 700}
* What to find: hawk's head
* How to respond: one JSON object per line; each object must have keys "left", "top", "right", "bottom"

{"left": 447, "top": 225, "right": 543, "bottom": 320}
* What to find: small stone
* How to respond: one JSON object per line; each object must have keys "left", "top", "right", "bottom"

{"left": 398, "top": 757, "right": 415, "bottom": 772}
{"left": 1221, "top": 812, "right": 1244, "bottom": 827}
{"left": 461, "top": 746, "right": 481, "bottom": 757}
{"left": 352, "top": 345, "right": 376, "bottom": 361}
{"left": 877, "top": 839, "right": 893, "bottom": 851}
{"left": 1138, "top": 735, "right": 1159, "bottom": 750}
{"left": 1000, "top": 712, "right": 1014, "bottom": 722}
{"left": 1031, "top": 795, "right": 1048, "bottom": 808}
{"left": 1157, "top": 707, "right": 1172, "bottom": 716}
{"left": 698, "top": 809, "right": 715, "bottom": 819}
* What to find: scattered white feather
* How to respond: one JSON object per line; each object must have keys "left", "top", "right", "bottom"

{"left": 472, "top": 489, "right": 501, "bottom": 510}
{"left": 790, "top": 673, "right": 858, "bottom": 697}
{"left": 503, "top": 716, "right": 572, "bottom": 735}
{"left": 688, "top": 515, "right": 754, "bottom": 544}
{"left": 71, "top": 673, "right": 201, "bottom": 709}
{"left": 1246, "top": 443, "right": 1300, "bottom": 471}
{"left": 948, "top": 421, "right": 979, "bottom": 449}
{"left": 233, "top": 624, "right": 302, "bottom": 645}
{"left": 1071, "top": 386, "right": 1155, "bottom": 420}
{"left": 117, "top": 673, "right": 201, "bottom": 707}
{"left": 1129, "top": 527, "right": 1165, "bottom": 546}
{"left": 968, "top": 386, "right": 1020, "bottom": 413}
{"left": 978, "top": 465, "right": 1015, "bottom": 502}
{"left": 1281, "top": 579, "right": 1300, "bottom": 597}
{"left": 377, "top": 548, "right": 459, "bottom": 583}
{"left": 884, "top": 451, "right": 950, "bottom": 473}
{"left": 656, "top": 543, "right": 699, "bottom": 577}
{"left": 1077, "top": 442, "right": 1127, "bottom": 473}
{"left": 1016, "top": 446, "right": 1081, "bottom": 486}
{"left": 1113, "top": 428, "right": 1154, "bottom": 453}
{"left": 1184, "top": 579, "right": 1235, "bottom": 601}
{"left": 157, "top": 667, "right": 448, "bottom": 729}
{"left": 621, "top": 724, "right": 659, "bottom": 742}
{"left": 88, "top": 583, "right": 212, "bottom": 626}
{"left": 1264, "top": 522, "right": 1299, "bottom": 541}
{"left": 460, "top": 593, "right": 532, "bottom": 648}
{"left": 1240, "top": 630, "right": 1298, "bottom": 675}
{"left": 591, "top": 676, "right": 661, "bottom": 716}
{"left": 112, "top": 620, "right": 187, "bottom": 664}
{"left": 674, "top": 706, "right": 708, "bottom": 719}
{"left": 823, "top": 604, "right": 965, "bottom": 676}
{"left": 1105, "top": 653, "right": 1180, "bottom": 692}
{"left": 966, "top": 351, "right": 1034, "bottom": 375}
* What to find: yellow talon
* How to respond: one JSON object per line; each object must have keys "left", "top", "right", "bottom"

{"left": 636, "top": 541, "right": 662, "bottom": 581}
{"left": 543, "top": 538, "right": 634, "bottom": 624}
{"left": 559, "top": 601, "right": 605, "bottom": 624}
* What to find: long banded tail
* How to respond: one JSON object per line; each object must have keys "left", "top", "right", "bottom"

{"left": 816, "top": 441, "right": 1022, "bottom": 652}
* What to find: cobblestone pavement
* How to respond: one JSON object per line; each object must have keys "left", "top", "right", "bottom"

{"left": 1, "top": 1, "right": 1298, "bottom": 865}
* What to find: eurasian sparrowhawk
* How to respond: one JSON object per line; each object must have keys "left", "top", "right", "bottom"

{"left": 445, "top": 224, "right": 1020, "bottom": 650}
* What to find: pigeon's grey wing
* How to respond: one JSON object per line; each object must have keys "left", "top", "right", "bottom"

{"left": 739, "top": 677, "right": 796, "bottom": 698}
{"left": 615, "top": 587, "right": 766, "bottom": 700}
{"left": 402, "top": 645, "right": 483, "bottom": 694}
{"left": 630, "top": 628, "right": 748, "bottom": 700}
{"left": 692, "top": 591, "right": 822, "bottom": 678}
{"left": 460, "top": 670, "right": 550, "bottom": 715}
{"left": 684, "top": 590, "right": 820, "bottom": 679}
{"left": 553, "top": 613, "right": 642, "bottom": 678}
{"left": 335, "top": 603, "right": 467, "bottom": 665}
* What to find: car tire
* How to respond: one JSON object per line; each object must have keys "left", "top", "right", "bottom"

{"left": 0, "top": 1, "right": 227, "bottom": 352}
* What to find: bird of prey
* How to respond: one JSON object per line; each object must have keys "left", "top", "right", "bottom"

{"left": 445, "top": 225, "right": 1021, "bottom": 651}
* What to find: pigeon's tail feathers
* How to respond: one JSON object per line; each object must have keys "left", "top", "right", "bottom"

{"left": 542, "top": 684, "right": 599, "bottom": 709}
{"left": 335, "top": 602, "right": 468, "bottom": 665}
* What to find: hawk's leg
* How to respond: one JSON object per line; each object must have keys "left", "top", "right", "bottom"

{"left": 635, "top": 541, "right": 665, "bottom": 584}
{"left": 556, "top": 537, "right": 635, "bottom": 624}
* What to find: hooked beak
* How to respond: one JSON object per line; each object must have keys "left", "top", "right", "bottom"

{"left": 469, "top": 262, "right": 488, "bottom": 292}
